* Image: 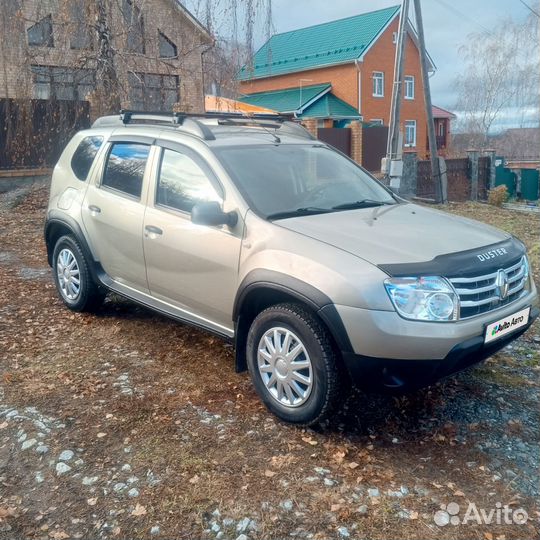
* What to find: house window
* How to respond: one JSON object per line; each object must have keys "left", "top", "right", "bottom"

{"left": 370, "top": 119, "right": 383, "bottom": 126}
{"left": 158, "top": 31, "right": 178, "bottom": 58}
{"left": 438, "top": 121, "right": 445, "bottom": 137}
{"left": 123, "top": 0, "right": 145, "bottom": 53}
{"left": 27, "top": 15, "right": 54, "bottom": 47}
{"left": 404, "top": 120, "right": 417, "bottom": 147}
{"left": 404, "top": 76, "right": 415, "bottom": 100}
{"left": 31, "top": 66, "right": 95, "bottom": 100}
{"left": 70, "top": 1, "right": 93, "bottom": 50}
{"left": 128, "top": 72, "right": 179, "bottom": 111}
{"left": 392, "top": 32, "right": 398, "bottom": 44}
{"left": 372, "top": 71, "right": 384, "bottom": 97}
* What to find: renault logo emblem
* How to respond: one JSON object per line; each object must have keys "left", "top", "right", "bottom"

{"left": 495, "top": 269, "right": 509, "bottom": 300}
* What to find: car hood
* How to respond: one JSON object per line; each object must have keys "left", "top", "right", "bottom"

{"left": 276, "top": 203, "right": 511, "bottom": 266}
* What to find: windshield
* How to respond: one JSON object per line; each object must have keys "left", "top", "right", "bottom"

{"left": 214, "top": 144, "right": 397, "bottom": 219}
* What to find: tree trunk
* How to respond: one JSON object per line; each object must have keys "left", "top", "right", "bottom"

{"left": 93, "top": 0, "right": 121, "bottom": 114}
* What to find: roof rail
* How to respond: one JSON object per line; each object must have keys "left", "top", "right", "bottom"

{"left": 91, "top": 110, "right": 216, "bottom": 140}
{"left": 91, "top": 110, "right": 315, "bottom": 141}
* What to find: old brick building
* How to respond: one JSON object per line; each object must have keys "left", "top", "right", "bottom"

{"left": 0, "top": 0, "right": 211, "bottom": 116}
{"left": 238, "top": 5, "right": 440, "bottom": 160}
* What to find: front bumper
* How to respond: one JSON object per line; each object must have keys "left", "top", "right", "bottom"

{"left": 343, "top": 306, "right": 538, "bottom": 391}
{"left": 334, "top": 288, "right": 538, "bottom": 360}
{"left": 333, "top": 291, "right": 539, "bottom": 392}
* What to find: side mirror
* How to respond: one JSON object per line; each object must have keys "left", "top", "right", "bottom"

{"left": 191, "top": 201, "right": 238, "bottom": 228}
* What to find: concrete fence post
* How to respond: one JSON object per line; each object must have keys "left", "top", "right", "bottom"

{"left": 400, "top": 152, "right": 418, "bottom": 199}
{"left": 467, "top": 149, "right": 479, "bottom": 201}
{"left": 484, "top": 149, "right": 496, "bottom": 189}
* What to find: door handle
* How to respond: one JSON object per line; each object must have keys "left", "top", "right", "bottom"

{"left": 88, "top": 205, "right": 101, "bottom": 214}
{"left": 144, "top": 225, "right": 163, "bottom": 236}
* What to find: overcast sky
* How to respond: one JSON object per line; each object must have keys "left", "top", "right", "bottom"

{"left": 266, "top": 0, "right": 533, "bottom": 114}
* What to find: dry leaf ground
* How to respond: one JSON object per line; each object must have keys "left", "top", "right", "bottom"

{"left": 0, "top": 185, "right": 538, "bottom": 540}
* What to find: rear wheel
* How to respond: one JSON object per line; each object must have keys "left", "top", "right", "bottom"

{"left": 52, "top": 235, "right": 104, "bottom": 312}
{"left": 246, "top": 303, "right": 342, "bottom": 426}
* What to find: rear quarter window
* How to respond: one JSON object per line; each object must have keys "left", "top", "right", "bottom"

{"left": 71, "top": 136, "right": 104, "bottom": 181}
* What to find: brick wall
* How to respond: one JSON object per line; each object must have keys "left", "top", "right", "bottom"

{"left": 0, "top": 0, "right": 210, "bottom": 116}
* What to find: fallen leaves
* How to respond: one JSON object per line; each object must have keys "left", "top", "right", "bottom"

{"left": 0, "top": 507, "right": 18, "bottom": 519}
{"left": 49, "top": 531, "right": 69, "bottom": 540}
{"left": 301, "top": 436, "right": 318, "bottom": 446}
{"left": 131, "top": 504, "right": 147, "bottom": 516}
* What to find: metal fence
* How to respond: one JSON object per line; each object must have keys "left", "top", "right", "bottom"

{"left": 0, "top": 99, "right": 90, "bottom": 170}
{"left": 416, "top": 156, "right": 491, "bottom": 202}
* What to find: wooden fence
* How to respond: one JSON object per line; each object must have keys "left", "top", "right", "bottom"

{"left": 0, "top": 99, "right": 91, "bottom": 170}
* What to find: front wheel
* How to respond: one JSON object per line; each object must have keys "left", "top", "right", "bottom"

{"left": 246, "top": 303, "right": 342, "bottom": 426}
{"left": 52, "top": 235, "right": 104, "bottom": 312}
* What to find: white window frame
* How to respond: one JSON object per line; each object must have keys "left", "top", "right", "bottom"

{"left": 404, "top": 120, "right": 417, "bottom": 147}
{"left": 438, "top": 121, "right": 445, "bottom": 137}
{"left": 370, "top": 119, "right": 384, "bottom": 125}
{"left": 372, "top": 71, "right": 384, "bottom": 97}
{"left": 404, "top": 75, "right": 415, "bottom": 100}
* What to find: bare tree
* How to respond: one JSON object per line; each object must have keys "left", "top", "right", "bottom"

{"left": 454, "top": 13, "right": 540, "bottom": 148}
{"left": 185, "top": 0, "right": 273, "bottom": 97}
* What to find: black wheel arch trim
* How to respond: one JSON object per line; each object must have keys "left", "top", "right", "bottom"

{"left": 233, "top": 270, "right": 354, "bottom": 355}
{"left": 44, "top": 211, "right": 105, "bottom": 284}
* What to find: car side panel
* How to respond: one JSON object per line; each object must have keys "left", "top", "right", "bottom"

{"left": 80, "top": 143, "right": 157, "bottom": 293}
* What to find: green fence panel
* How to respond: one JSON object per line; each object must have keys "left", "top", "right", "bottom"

{"left": 520, "top": 169, "right": 539, "bottom": 201}
{"left": 495, "top": 167, "right": 516, "bottom": 196}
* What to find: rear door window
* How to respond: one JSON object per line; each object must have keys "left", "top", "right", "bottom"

{"left": 71, "top": 136, "right": 103, "bottom": 181}
{"left": 102, "top": 142, "right": 150, "bottom": 199}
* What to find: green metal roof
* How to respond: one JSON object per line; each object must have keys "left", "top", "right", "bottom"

{"left": 238, "top": 84, "right": 360, "bottom": 119}
{"left": 238, "top": 83, "right": 331, "bottom": 113}
{"left": 298, "top": 93, "right": 360, "bottom": 119}
{"left": 238, "top": 5, "right": 400, "bottom": 81}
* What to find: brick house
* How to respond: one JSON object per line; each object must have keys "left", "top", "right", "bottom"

{"left": 238, "top": 5, "right": 440, "bottom": 159}
{"left": 0, "top": 0, "right": 212, "bottom": 116}
{"left": 432, "top": 105, "right": 457, "bottom": 157}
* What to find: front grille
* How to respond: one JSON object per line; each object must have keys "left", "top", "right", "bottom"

{"left": 449, "top": 257, "right": 528, "bottom": 319}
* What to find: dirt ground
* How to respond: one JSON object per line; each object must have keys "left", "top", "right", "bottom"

{"left": 0, "top": 186, "right": 539, "bottom": 540}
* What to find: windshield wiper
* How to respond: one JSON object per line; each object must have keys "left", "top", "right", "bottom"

{"left": 266, "top": 207, "right": 332, "bottom": 220}
{"left": 332, "top": 199, "right": 394, "bottom": 210}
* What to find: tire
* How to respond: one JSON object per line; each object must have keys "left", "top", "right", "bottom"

{"left": 52, "top": 234, "right": 104, "bottom": 312}
{"left": 246, "top": 303, "right": 342, "bottom": 426}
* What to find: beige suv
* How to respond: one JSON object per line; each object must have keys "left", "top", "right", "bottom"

{"left": 45, "top": 111, "right": 539, "bottom": 425}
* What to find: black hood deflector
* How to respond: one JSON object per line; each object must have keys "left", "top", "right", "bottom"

{"left": 378, "top": 237, "right": 525, "bottom": 278}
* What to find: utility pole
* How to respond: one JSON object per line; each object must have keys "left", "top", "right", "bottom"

{"left": 386, "top": 0, "right": 410, "bottom": 171}
{"left": 413, "top": 0, "right": 445, "bottom": 203}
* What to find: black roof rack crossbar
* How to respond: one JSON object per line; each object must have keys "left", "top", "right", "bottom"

{"left": 119, "top": 110, "right": 216, "bottom": 140}
{"left": 93, "top": 110, "right": 313, "bottom": 141}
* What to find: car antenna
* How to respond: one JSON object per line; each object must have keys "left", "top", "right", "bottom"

{"left": 242, "top": 113, "right": 281, "bottom": 144}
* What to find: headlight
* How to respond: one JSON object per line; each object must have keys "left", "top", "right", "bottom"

{"left": 523, "top": 255, "right": 531, "bottom": 289}
{"left": 384, "top": 276, "right": 459, "bottom": 321}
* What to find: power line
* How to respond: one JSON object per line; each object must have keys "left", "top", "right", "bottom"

{"left": 434, "top": 0, "right": 495, "bottom": 36}
{"left": 518, "top": 0, "right": 540, "bottom": 18}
